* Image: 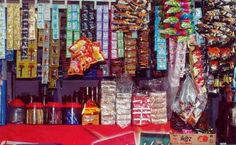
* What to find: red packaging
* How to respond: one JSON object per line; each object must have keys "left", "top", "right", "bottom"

{"left": 132, "top": 95, "right": 151, "bottom": 126}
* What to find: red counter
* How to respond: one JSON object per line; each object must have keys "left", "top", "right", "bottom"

{"left": 0, "top": 124, "right": 170, "bottom": 145}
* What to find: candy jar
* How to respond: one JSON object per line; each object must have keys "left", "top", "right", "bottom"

{"left": 26, "top": 102, "right": 44, "bottom": 125}
{"left": 63, "top": 103, "right": 82, "bottom": 125}
{"left": 45, "top": 102, "right": 62, "bottom": 125}
{"left": 8, "top": 99, "right": 25, "bottom": 124}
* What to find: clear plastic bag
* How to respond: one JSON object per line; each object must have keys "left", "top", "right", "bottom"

{"left": 171, "top": 76, "right": 207, "bottom": 126}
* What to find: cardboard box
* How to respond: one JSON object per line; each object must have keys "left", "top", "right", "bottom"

{"left": 170, "top": 133, "right": 216, "bottom": 145}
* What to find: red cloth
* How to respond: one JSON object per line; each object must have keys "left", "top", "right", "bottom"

{"left": 0, "top": 124, "right": 170, "bottom": 145}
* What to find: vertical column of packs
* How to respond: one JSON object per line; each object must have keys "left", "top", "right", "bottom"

{"left": 116, "top": 92, "right": 132, "bottom": 128}
{"left": 16, "top": 4, "right": 37, "bottom": 78}
{"left": 73, "top": 5, "right": 80, "bottom": 43}
{"left": 7, "top": 4, "right": 14, "bottom": 50}
{"left": 110, "top": 7, "right": 117, "bottom": 60}
{"left": 66, "top": 5, "right": 73, "bottom": 58}
{"left": 52, "top": 5, "right": 59, "bottom": 40}
{"left": 154, "top": 6, "right": 167, "bottom": 71}
{"left": 29, "top": 5, "right": 36, "bottom": 40}
{"left": 37, "top": 3, "right": 45, "bottom": 29}
{"left": 97, "top": 5, "right": 110, "bottom": 77}
{"left": 49, "top": 5, "right": 60, "bottom": 88}
{"left": 60, "top": 11, "right": 68, "bottom": 78}
{"left": 21, "top": 3, "right": 29, "bottom": 59}
{"left": 117, "top": 32, "right": 124, "bottom": 58}
{"left": 96, "top": 5, "right": 103, "bottom": 52}
{"left": 0, "top": 4, "right": 6, "bottom": 59}
{"left": 101, "top": 80, "right": 116, "bottom": 125}
{"left": 41, "top": 22, "right": 50, "bottom": 84}
{"left": 124, "top": 33, "right": 137, "bottom": 76}
{"left": 66, "top": 4, "right": 80, "bottom": 58}
{"left": 13, "top": 4, "right": 21, "bottom": 50}
{"left": 149, "top": 91, "right": 168, "bottom": 124}
{"left": 81, "top": 3, "right": 96, "bottom": 41}
{"left": 7, "top": 4, "right": 21, "bottom": 50}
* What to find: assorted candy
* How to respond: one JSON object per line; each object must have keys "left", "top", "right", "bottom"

{"left": 197, "top": 0, "right": 236, "bottom": 94}
{"left": 113, "top": 0, "right": 150, "bottom": 32}
{"left": 197, "top": 0, "right": 236, "bottom": 46}
{"left": 159, "top": 0, "right": 194, "bottom": 42}
{"left": 0, "top": 2, "right": 234, "bottom": 141}
{"left": 68, "top": 36, "right": 104, "bottom": 75}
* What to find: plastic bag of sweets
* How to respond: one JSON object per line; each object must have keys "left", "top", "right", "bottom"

{"left": 116, "top": 74, "right": 133, "bottom": 127}
{"left": 82, "top": 99, "right": 100, "bottom": 125}
{"left": 149, "top": 91, "right": 168, "bottom": 124}
{"left": 132, "top": 93, "right": 151, "bottom": 126}
{"left": 172, "top": 76, "right": 207, "bottom": 126}
{"left": 116, "top": 93, "right": 132, "bottom": 128}
{"left": 101, "top": 80, "right": 117, "bottom": 125}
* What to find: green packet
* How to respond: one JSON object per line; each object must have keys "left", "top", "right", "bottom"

{"left": 118, "top": 49, "right": 124, "bottom": 58}
{"left": 167, "top": 6, "right": 181, "bottom": 14}
{"left": 181, "top": 22, "right": 192, "bottom": 29}
{"left": 73, "top": 30, "right": 80, "bottom": 41}
{"left": 163, "top": 16, "right": 179, "bottom": 24}
{"left": 160, "top": 28, "right": 177, "bottom": 35}
{"left": 165, "top": 1, "right": 180, "bottom": 7}
{"left": 117, "top": 31, "right": 124, "bottom": 40}
{"left": 177, "top": 36, "right": 189, "bottom": 42}
{"left": 117, "top": 39, "right": 124, "bottom": 49}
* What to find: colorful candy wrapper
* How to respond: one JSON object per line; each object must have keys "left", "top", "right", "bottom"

{"left": 37, "top": 3, "right": 45, "bottom": 29}
{"left": 29, "top": 5, "right": 36, "bottom": 40}
{"left": 52, "top": 5, "right": 59, "bottom": 40}
{"left": 132, "top": 94, "right": 151, "bottom": 126}
{"left": 7, "top": 3, "right": 21, "bottom": 50}
{"left": 66, "top": 4, "right": 80, "bottom": 58}
{"left": 0, "top": 4, "right": 6, "bottom": 59}
{"left": 41, "top": 22, "right": 50, "bottom": 84}
{"left": 163, "top": 16, "right": 179, "bottom": 24}
{"left": 21, "top": 3, "right": 29, "bottom": 59}
{"left": 44, "top": 4, "right": 51, "bottom": 21}
{"left": 82, "top": 99, "right": 100, "bottom": 125}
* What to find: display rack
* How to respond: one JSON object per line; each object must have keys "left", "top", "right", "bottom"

{"left": 1, "top": 0, "right": 117, "bottom": 9}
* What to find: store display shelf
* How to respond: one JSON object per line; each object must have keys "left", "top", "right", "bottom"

{"left": 0, "top": 123, "right": 170, "bottom": 145}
